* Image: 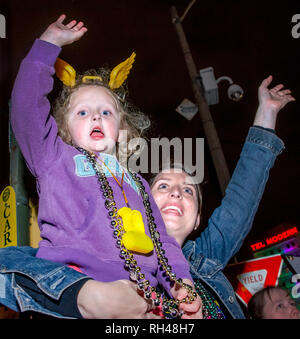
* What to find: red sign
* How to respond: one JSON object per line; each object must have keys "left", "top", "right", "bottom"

{"left": 224, "top": 255, "right": 283, "bottom": 305}
{"left": 250, "top": 226, "right": 298, "bottom": 251}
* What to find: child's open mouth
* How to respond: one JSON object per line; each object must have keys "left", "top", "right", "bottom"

{"left": 90, "top": 127, "right": 104, "bottom": 140}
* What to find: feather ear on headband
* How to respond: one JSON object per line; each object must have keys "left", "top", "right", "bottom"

{"left": 54, "top": 52, "right": 136, "bottom": 90}
{"left": 55, "top": 58, "right": 77, "bottom": 87}
{"left": 109, "top": 52, "right": 136, "bottom": 89}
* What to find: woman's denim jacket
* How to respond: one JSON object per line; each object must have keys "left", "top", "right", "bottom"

{"left": 0, "top": 127, "right": 284, "bottom": 318}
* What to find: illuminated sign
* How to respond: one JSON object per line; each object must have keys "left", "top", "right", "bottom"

{"left": 250, "top": 226, "right": 298, "bottom": 252}
{"left": 224, "top": 255, "right": 283, "bottom": 305}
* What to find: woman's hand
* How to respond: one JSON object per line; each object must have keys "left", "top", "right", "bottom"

{"left": 40, "top": 14, "right": 87, "bottom": 47}
{"left": 254, "top": 75, "right": 295, "bottom": 129}
{"left": 77, "top": 279, "right": 162, "bottom": 319}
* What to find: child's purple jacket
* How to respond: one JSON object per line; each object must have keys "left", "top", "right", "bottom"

{"left": 10, "top": 39, "right": 192, "bottom": 293}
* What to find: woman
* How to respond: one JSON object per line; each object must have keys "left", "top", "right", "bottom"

{"left": 0, "top": 75, "right": 294, "bottom": 318}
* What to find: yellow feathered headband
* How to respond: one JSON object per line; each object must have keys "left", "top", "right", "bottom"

{"left": 54, "top": 52, "right": 136, "bottom": 91}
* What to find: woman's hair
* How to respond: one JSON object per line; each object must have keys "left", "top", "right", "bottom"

{"left": 247, "top": 286, "right": 279, "bottom": 319}
{"left": 148, "top": 162, "right": 203, "bottom": 214}
{"left": 52, "top": 67, "right": 150, "bottom": 159}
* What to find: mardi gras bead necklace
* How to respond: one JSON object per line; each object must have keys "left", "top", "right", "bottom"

{"left": 77, "top": 147, "right": 197, "bottom": 318}
{"left": 195, "top": 280, "right": 226, "bottom": 319}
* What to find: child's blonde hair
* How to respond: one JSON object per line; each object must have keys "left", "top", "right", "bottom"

{"left": 53, "top": 68, "right": 150, "bottom": 159}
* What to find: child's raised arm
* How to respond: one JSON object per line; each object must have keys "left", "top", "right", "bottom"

{"left": 253, "top": 75, "right": 295, "bottom": 130}
{"left": 40, "top": 14, "right": 87, "bottom": 47}
{"left": 11, "top": 15, "right": 87, "bottom": 177}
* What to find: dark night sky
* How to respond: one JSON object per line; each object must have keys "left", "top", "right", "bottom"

{"left": 0, "top": 0, "right": 299, "bottom": 259}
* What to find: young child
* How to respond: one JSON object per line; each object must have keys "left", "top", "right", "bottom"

{"left": 247, "top": 286, "right": 300, "bottom": 319}
{"left": 11, "top": 14, "right": 202, "bottom": 318}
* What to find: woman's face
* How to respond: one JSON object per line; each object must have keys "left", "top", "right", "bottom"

{"left": 151, "top": 169, "right": 200, "bottom": 246}
{"left": 262, "top": 288, "right": 300, "bottom": 319}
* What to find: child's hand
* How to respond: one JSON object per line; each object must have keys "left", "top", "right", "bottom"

{"left": 254, "top": 75, "right": 295, "bottom": 129}
{"left": 40, "top": 14, "right": 87, "bottom": 48}
{"left": 171, "top": 279, "right": 203, "bottom": 319}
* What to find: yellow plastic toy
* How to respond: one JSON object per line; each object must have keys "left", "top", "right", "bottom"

{"left": 118, "top": 206, "right": 153, "bottom": 254}
{"left": 54, "top": 52, "right": 136, "bottom": 90}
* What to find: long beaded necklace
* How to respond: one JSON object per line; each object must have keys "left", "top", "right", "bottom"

{"left": 195, "top": 280, "right": 226, "bottom": 319}
{"left": 77, "top": 147, "right": 197, "bottom": 318}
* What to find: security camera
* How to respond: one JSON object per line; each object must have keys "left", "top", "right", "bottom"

{"left": 227, "top": 84, "right": 243, "bottom": 102}
{"left": 199, "top": 67, "right": 244, "bottom": 105}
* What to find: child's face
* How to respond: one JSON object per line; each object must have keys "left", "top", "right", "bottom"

{"left": 262, "top": 288, "right": 300, "bottom": 319}
{"left": 67, "top": 85, "right": 120, "bottom": 154}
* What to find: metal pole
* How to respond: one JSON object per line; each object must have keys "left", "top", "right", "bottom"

{"left": 170, "top": 6, "right": 230, "bottom": 196}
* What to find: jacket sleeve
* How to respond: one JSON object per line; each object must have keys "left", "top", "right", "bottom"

{"left": 188, "top": 127, "right": 285, "bottom": 268}
{"left": 11, "top": 39, "right": 63, "bottom": 178}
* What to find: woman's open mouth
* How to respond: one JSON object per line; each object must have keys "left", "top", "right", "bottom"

{"left": 161, "top": 205, "right": 183, "bottom": 216}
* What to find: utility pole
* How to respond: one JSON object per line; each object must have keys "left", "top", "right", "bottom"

{"left": 170, "top": 6, "right": 230, "bottom": 196}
